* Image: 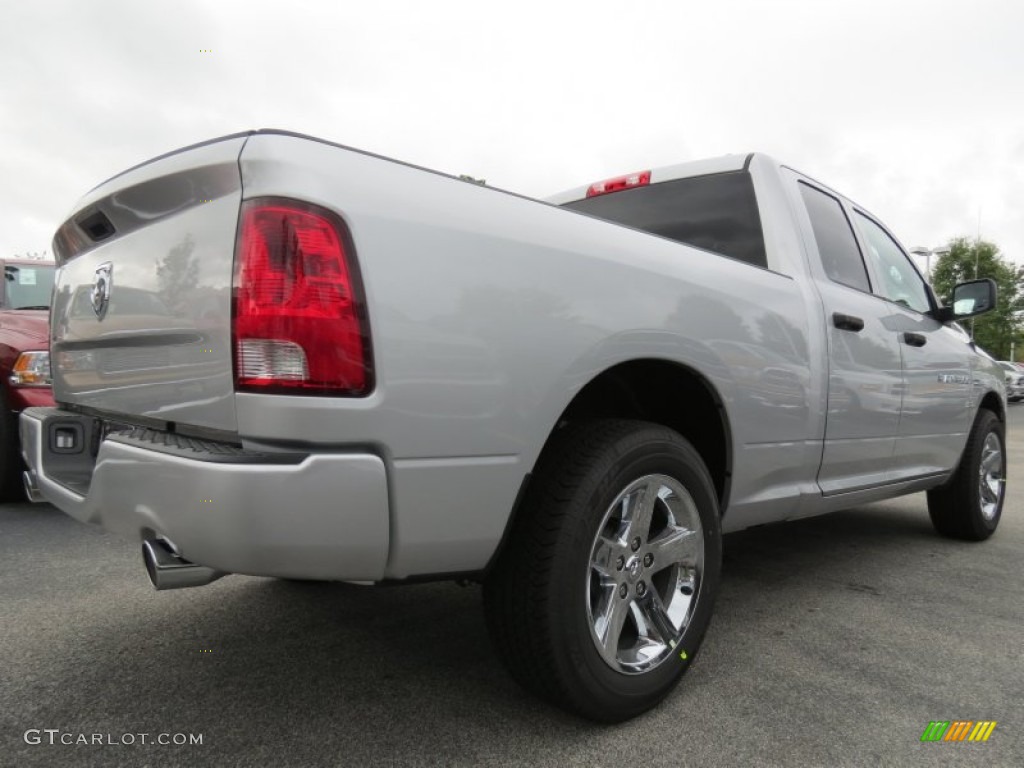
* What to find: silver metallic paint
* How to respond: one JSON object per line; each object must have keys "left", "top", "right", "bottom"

{"left": 27, "top": 132, "right": 1006, "bottom": 581}
{"left": 49, "top": 137, "right": 247, "bottom": 433}
{"left": 21, "top": 408, "right": 390, "bottom": 580}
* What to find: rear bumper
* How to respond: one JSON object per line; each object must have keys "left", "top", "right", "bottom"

{"left": 19, "top": 407, "right": 390, "bottom": 581}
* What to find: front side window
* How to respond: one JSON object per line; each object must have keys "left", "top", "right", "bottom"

{"left": 798, "top": 183, "right": 870, "bottom": 293}
{"left": 854, "top": 212, "right": 931, "bottom": 314}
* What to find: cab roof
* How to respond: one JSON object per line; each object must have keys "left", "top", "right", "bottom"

{"left": 545, "top": 153, "right": 759, "bottom": 205}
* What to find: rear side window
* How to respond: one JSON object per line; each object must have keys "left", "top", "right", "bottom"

{"left": 799, "top": 183, "right": 870, "bottom": 293}
{"left": 563, "top": 171, "right": 767, "bottom": 268}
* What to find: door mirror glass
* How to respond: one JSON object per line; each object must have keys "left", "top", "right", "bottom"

{"left": 950, "top": 278, "right": 997, "bottom": 319}
{"left": 953, "top": 297, "right": 976, "bottom": 315}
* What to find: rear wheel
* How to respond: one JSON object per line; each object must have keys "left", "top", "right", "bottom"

{"left": 483, "top": 419, "right": 721, "bottom": 722}
{"left": 927, "top": 409, "right": 1005, "bottom": 541}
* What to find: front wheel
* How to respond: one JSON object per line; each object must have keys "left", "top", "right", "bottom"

{"left": 483, "top": 419, "right": 722, "bottom": 722}
{"left": 927, "top": 409, "right": 1005, "bottom": 540}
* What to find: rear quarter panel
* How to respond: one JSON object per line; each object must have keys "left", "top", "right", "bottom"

{"left": 238, "top": 135, "right": 824, "bottom": 577}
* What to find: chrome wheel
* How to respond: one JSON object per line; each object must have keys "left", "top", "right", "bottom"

{"left": 586, "top": 474, "right": 703, "bottom": 674}
{"left": 978, "top": 432, "right": 1004, "bottom": 521}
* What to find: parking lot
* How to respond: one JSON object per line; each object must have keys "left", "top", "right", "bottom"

{"left": 1, "top": 408, "right": 1021, "bottom": 767}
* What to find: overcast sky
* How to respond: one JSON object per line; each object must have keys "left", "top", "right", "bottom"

{"left": 2, "top": 0, "right": 1022, "bottom": 268}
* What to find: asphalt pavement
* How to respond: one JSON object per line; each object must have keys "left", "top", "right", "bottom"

{"left": 2, "top": 408, "right": 1022, "bottom": 767}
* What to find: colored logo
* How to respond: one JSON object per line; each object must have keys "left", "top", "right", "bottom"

{"left": 920, "top": 721, "right": 996, "bottom": 742}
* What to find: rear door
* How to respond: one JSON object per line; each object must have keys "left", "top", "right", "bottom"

{"left": 789, "top": 175, "right": 903, "bottom": 494}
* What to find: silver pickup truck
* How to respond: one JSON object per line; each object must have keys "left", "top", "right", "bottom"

{"left": 22, "top": 131, "right": 1006, "bottom": 722}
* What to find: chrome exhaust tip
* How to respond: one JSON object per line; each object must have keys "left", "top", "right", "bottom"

{"left": 142, "top": 538, "right": 225, "bottom": 590}
{"left": 22, "top": 471, "right": 44, "bottom": 503}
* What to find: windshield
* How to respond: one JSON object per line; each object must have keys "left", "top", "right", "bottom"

{"left": 4, "top": 264, "right": 56, "bottom": 309}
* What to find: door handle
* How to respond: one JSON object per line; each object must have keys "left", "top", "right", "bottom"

{"left": 903, "top": 332, "right": 927, "bottom": 347}
{"left": 832, "top": 312, "right": 864, "bottom": 332}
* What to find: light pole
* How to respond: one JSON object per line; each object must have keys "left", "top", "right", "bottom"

{"left": 909, "top": 245, "right": 950, "bottom": 282}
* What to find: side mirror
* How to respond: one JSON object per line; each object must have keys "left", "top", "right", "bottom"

{"left": 934, "top": 278, "right": 998, "bottom": 323}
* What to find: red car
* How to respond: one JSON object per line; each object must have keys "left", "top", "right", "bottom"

{"left": 1, "top": 258, "right": 55, "bottom": 499}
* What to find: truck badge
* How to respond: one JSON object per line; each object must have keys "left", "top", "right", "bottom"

{"left": 91, "top": 262, "right": 113, "bottom": 319}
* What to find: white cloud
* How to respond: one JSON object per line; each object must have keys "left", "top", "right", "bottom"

{"left": 1, "top": 0, "right": 1022, "bottom": 264}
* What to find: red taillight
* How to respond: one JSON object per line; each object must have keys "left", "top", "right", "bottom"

{"left": 585, "top": 170, "right": 652, "bottom": 198}
{"left": 232, "top": 199, "right": 371, "bottom": 395}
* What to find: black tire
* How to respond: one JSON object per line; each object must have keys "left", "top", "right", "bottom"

{"left": 927, "top": 409, "right": 1005, "bottom": 541}
{"left": 483, "top": 419, "right": 722, "bottom": 722}
{"left": 0, "top": 399, "right": 25, "bottom": 502}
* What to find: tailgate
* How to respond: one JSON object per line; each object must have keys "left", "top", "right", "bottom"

{"left": 50, "top": 134, "right": 250, "bottom": 433}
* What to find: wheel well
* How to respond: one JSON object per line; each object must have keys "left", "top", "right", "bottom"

{"left": 551, "top": 360, "right": 731, "bottom": 510}
{"left": 980, "top": 391, "right": 1004, "bottom": 422}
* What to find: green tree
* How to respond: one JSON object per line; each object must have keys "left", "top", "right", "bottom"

{"left": 931, "top": 238, "right": 1024, "bottom": 360}
{"left": 155, "top": 235, "right": 198, "bottom": 315}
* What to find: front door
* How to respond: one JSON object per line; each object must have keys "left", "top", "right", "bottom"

{"left": 850, "top": 210, "right": 972, "bottom": 479}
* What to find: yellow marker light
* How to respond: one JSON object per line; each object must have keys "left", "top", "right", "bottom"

{"left": 9, "top": 351, "right": 51, "bottom": 387}
{"left": 679, "top": 650, "right": 688, "bottom": 660}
